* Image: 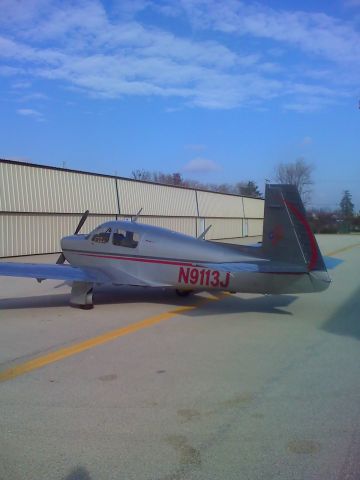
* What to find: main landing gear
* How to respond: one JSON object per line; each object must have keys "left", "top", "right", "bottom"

{"left": 175, "top": 289, "right": 193, "bottom": 297}
{"left": 70, "top": 281, "right": 94, "bottom": 309}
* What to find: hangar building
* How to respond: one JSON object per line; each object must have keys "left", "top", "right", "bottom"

{"left": 0, "top": 159, "right": 264, "bottom": 258}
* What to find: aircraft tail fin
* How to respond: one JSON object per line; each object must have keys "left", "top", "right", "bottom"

{"left": 262, "top": 184, "right": 327, "bottom": 271}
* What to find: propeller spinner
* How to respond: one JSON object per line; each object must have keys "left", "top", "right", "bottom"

{"left": 56, "top": 210, "right": 89, "bottom": 265}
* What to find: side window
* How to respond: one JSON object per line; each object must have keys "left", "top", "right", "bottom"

{"left": 112, "top": 229, "right": 126, "bottom": 246}
{"left": 91, "top": 227, "right": 111, "bottom": 244}
{"left": 113, "top": 229, "right": 139, "bottom": 248}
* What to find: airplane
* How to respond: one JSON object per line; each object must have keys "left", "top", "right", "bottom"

{"left": 0, "top": 184, "right": 331, "bottom": 309}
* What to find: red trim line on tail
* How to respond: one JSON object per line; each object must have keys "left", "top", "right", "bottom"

{"left": 284, "top": 200, "right": 318, "bottom": 271}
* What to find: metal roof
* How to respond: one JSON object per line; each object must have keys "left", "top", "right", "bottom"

{"left": 0, "top": 158, "right": 264, "bottom": 200}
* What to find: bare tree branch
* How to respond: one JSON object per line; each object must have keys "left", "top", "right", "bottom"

{"left": 275, "top": 158, "right": 313, "bottom": 205}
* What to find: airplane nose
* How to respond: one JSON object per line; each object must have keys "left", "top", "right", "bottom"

{"left": 60, "top": 235, "right": 76, "bottom": 251}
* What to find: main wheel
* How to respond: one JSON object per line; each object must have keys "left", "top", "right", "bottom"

{"left": 175, "top": 289, "right": 193, "bottom": 297}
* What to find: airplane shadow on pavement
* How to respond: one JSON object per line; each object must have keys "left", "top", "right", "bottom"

{"left": 64, "top": 466, "right": 92, "bottom": 480}
{"left": 322, "top": 286, "right": 360, "bottom": 341}
{"left": 0, "top": 293, "right": 70, "bottom": 309}
{"left": 0, "top": 283, "right": 297, "bottom": 316}
{"left": 185, "top": 293, "right": 297, "bottom": 317}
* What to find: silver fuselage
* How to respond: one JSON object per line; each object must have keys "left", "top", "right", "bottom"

{"left": 61, "top": 221, "right": 330, "bottom": 295}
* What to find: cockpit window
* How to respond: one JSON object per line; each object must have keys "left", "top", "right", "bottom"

{"left": 90, "top": 227, "right": 111, "bottom": 244}
{"left": 112, "top": 229, "right": 139, "bottom": 248}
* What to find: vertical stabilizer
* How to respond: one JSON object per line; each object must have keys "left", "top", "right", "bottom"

{"left": 262, "top": 184, "right": 326, "bottom": 271}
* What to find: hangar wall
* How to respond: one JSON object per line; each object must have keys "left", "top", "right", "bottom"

{"left": 0, "top": 159, "right": 264, "bottom": 257}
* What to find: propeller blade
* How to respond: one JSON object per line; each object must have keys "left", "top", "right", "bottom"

{"left": 74, "top": 210, "right": 90, "bottom": 235}
{"left": 55, "top": 210, "right": 89, "bottom": 265}
{"left": 56, "top": 252, "right": 66, "bottom": 265}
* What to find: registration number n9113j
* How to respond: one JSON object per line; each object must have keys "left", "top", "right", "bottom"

{"left": 178, "top": 267, "right": 230, "bottom": 288}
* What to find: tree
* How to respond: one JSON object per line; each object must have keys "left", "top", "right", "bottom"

{"left": 339, "top": 190, "right": 354, "bottom": 219}
{"left": 213, "top": 183, "right": 232, "bottom": 194}
{"left": 131, "top": 170, "right": 187, "bottom": 187}
{"left": 275, "top": 158, "right": 313, "bottom": 204}
{"left": 131, "top": 169, "right": 152, "bottom": 181}
{"left": 236, "top": 181, "right": 262, "bottom": 198}
{"left": 352, "top": 214, "right": 360, "bottom": 232}
{"left": 130, "top": 169, "right": 262, "bottom": 197}
{"left": 170, "top": 172, "right": 183, "bottom": 186}
{"left": 307, "top": 208, "right": 339, "bottom": 234}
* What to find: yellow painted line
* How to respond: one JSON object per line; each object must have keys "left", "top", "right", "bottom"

{"left": 325, "top": 242, "right": 360, "bottom": 258}
{"left": 0, "top": 294, "right": 226, "bottom": 383}
{"left": 4, "top": 240, "right": 358, "bottom": 384}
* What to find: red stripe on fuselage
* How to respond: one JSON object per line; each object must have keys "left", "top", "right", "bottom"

{"left": 77, "top": 252, "right": 195, "bottom": 267}
{"left": 284, "top": 200, "right": 318, "bottom": 271}
{"left": 76, "top": 253, "right": 306, "bottom": 276}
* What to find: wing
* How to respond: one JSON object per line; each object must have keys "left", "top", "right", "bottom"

{"left": 0, "top": 262, "right": 109, "bottom": 283}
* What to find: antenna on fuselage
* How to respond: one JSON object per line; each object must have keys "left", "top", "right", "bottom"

{"left": 197, "top": 224, "right": 212, "bottom": 240}
{"left": 132, "top": 208, "right": 143, "bottom": 222}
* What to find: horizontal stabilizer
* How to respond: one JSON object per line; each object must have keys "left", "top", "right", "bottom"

{"left": 198, "top": 262, "right": 308, "bottom": 274}
{"left": 323, "top": 256, "right": 343, "bottom": 270}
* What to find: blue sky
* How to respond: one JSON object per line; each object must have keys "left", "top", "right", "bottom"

{"left": 0, "top": 0, "right": 359, "bottom": 210}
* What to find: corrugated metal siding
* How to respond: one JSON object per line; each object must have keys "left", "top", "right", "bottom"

{"left": 117, "top": 179, "right": 197, "bottom": 216}
{"left": 242, "top": 197, "right": 264, "bottom": 219}
{"left": 247, "top": 219, "right": 263, "bottom": 236}
{"left": 135, "top": 216, "right": 196, "bottom": 237}
{"left": 204, "top": 218, "right": 243, "bottom": 240}
{"left": 0, "top": 161, "right": 265, "bottom": 257}
{"left": 197, "top": 191, "right": 244, "bottom": 218}
{"left": 0, "top": 163, "right": 118, "bottom": 214}
{"left": 0, "top": 214, "right": 115, "bottom": 257}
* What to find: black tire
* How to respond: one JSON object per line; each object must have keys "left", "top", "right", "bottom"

{"left": 175, "top": 289, "right": 193, "bottom": 297}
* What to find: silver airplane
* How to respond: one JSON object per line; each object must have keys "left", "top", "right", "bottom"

{"left": 0, "top": 184, "right": 331, "bottom": 309}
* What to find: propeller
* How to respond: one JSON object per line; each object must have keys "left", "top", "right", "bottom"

{"left": 56, "top": 210, "right": 90, "bottom": 265}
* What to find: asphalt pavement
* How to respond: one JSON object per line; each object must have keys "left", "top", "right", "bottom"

{"left": 0, "top": 234, "right": 359, "bottom": 480}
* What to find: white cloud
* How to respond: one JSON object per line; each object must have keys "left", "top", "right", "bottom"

{"left": 301, "top": 136, "right": 313, "bottom": 145}
{"left": 283, "top": 102, "right": 322, "bottom": 113}
{"left": 183, "top": 157, "right": 221, "bottom": 173}
{"left": 179, "top": 0, "right": 360, "bottom": 65}
{"left": 164, "top": 106, "right": 182, "bottom": 112}
{"left": 0, "top": 0, "right": 357, "bottom": 111}
{"left": 16, "top": 108, "right": 44, "bottom": 120}
{"left": 0, "top": 31, "right": 284, "bottom": 108}
{"left": 19, "top": 92, "right": 48, "bottom": 102}
{"left": 0, "top": 65, "right": 23, "bottom": 76}
{"left": 12, "top": 80, "right": 32, "bottom": 89}
{"left": 283, "top": 92, "right": 342, "bottom": 112}
{"left": 0, "top": 0, "right": 50, "bottom": 28}
{"left": 343, "top": 0, "right": 360, "bottom": 7}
